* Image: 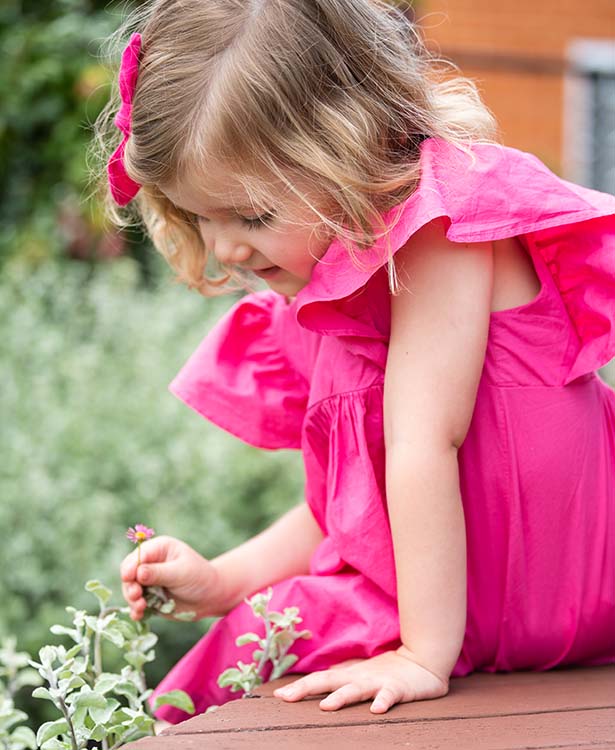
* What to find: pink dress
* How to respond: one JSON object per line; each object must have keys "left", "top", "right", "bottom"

{"left": 153, "top": 138, "right": 615, "bottom": 723}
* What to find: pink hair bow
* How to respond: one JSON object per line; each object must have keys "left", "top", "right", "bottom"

{"left": 107, "top": 33, "right": 143, "bottom": 206}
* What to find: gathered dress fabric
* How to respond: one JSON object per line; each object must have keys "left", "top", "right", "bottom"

{"left": 153, "top": 138, "right": 615, "bottom": 723}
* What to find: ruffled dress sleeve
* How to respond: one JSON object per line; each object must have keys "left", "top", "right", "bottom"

{"left": 295, "top": 137, "right": 615, "bottom": 384}
{"left": 168, "top": 290, "right": 308, "bottom": 449}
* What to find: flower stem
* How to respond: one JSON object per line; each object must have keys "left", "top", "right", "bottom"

{"left": 94, "top": 630, "right": 102, "bottom": 677}
{"left": 251, "top": 604, "right": 274, "bottom": 694}
{"left": 48, "top": 666, "right": 80, "bottom": 750}
{"left": 58, "top": 695, "right": 80, "bottom": 750}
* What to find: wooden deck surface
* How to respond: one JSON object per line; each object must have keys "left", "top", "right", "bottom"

{"left": 125, "top": 665, "right": 615, "bottom": 749}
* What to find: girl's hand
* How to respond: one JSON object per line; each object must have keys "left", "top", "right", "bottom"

{"left": 273, "top": 645, "right": 449, "bottom": 713}
{"left": 120, "top": 535, "right": 222, "bottom": 621}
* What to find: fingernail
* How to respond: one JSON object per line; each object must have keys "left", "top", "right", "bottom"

{"left": 276, "top": 687, "right": 294, "bottom": 696}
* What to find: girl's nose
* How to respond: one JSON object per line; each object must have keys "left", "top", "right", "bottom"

{"left": 212, "top": 238, "right": 253, "bottom": 267}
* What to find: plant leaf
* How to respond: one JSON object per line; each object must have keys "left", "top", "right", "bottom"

{"left": 172, "top": 610, "right": 197, "bottom": 622}
{"left": 113, "top": 681, "right": 138, "bottom": 700}
{"left": 85, "top": 580, "right": 112, "bottom": 606}
{"left": 94, "top": 672, "right": 121, "bottom": 694}
{"left": 70, "top": 689, "right": 107, "bottom": 710}
{"left": 152, "top": 690, "right": 195, "bottom": 715}
{"left": 88, "top": 724, "right": 106, "bottom": 742}
{"left": 36, "top": 718, "right": 69, "bottom": 746}
{"left": 49, "top": 625, "right": 80, "bottom": 641}
{"left": 32, "top": 686, "right": 58, "bottom": 703}
{"left": 10, "top": 725, "right": 37, "bottom": 749}
{"left": 100, "top": 628, "right": 125, "bottom": 648}
{"left": 40, "top": 739, "right": 70, "bottom": 750}
{"left": 64, "top": 644, "right": 82, "bottom": 660}
{"left": 38, "top": 646, "right": 58, "bottom": 668}
{"left": 217, "top": 668, "right": 242, "bottom": 687}
{"left": 89, "top": 697, "right": 120, "bottom": 725}
{"left": 271, "top": 654, "right": 298, "bottom": 680}
{"left": 58, "top": 675, "right": 85, "bottom": 694}
{"left": 235, "top": 633, "right": 261, "bottom": 647}
{"left": 71, "top": 705, "right": 87, "bottom": 728}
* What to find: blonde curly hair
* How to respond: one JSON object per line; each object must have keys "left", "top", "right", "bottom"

{"left": 94, "top": 0, "right": 498, "bottom": 295}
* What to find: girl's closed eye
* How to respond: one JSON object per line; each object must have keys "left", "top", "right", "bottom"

{"left": 239, "top": 210, "right": 276, "bottom": 230}
{"left": 196, "top": 211, "right": 277, "bottom": 230}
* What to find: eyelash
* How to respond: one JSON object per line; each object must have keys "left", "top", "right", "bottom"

{"left": 240, "top": 211, "right": 276, "bottom": 230}
{"left": 196, "top": 211, "right": 275, "bottom": 230}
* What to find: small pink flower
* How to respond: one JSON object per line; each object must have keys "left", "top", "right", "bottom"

{"left": 126, "top": 524, "right": 155, "bottom": 544}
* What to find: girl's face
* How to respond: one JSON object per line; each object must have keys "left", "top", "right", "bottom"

{"left": 162, "top": 170, "right": 333, "bottom": 297}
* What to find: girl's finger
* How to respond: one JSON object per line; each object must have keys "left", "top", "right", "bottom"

{"left": 370, "top": 685, "right": 399, "bottom": 714}
{"left": 274, "top": 670, "right": 348, "bottom": 701}
{"left": 128, "top": 583, "right": 142, "bottom": 600}
{"left": 121, "top": 581, "right": 142, "bottom": 602}
{"left": 127, "top": 595, "right": 147, "bottom": 620}
{"left": 120, "top": 549, "right": 140, "bottom": 582}
{"left": 319, "top": 680, "right": 374, "bottom": 711}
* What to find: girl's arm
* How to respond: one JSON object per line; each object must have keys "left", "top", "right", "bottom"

{"left": 122, "top": 502, "right": 324, "bottom": 620}
{"left": 384, "top": 219, "right": 493, "bottom": 680}
{"left": 210, "top": 501, "right": 324, "bottom": 610}
{"left": 276, "top": 218, "right": 494, "bottom": 711}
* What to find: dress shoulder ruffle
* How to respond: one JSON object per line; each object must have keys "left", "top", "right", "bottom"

{"left": 295, "top": 138, "right": 615, "bottom": 383}
{"left": 169, "top": 291, "right": 308, "bottom": 449}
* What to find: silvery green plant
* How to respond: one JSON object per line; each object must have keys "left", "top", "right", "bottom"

{"left": 29, "top": 580, "right": 195, "bottom": 750}
{"left": 217, "top": 588, "right": 311, "bottom": 697}
{"left": 0, "top": 638, "right": 41, "bottom": 750}
{"left": 0, "top": 693, "right": 36, "bottom": 750}
{"left": 140, "top": 586, "right": 196, "bottom": 623}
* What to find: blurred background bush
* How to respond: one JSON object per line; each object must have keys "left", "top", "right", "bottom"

{"left": 1, "top": 0, "right": 614, "bottom": 730}
{"left": 1, "top": 257, "right": 304, "bottom": 726}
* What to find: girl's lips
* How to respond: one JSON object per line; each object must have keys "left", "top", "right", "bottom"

{"left": 253, "top": 266, "right": 280, "bottom": 279}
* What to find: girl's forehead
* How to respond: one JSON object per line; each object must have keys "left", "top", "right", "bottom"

{"left": 165, "top": 164, "right": 302, "bottom": 216}
{"left": 163, "top": 173, "right": 271, "bottom": 216}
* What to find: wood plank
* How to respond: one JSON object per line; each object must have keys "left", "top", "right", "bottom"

{"left": 124, "top": 708, "right": 615, "bottom": 749}
{"left": 122, "top": 666, "right": 615, "bottom": 749}
{"left": 164, "top": 665, "right": 615, "bottom": 735}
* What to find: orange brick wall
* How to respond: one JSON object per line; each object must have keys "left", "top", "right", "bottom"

{"left": 416, "top": 0, "right": 615, "bottom": 174}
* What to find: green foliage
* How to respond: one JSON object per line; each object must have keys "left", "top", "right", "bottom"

{"left": 0, "top": 697, "right": 37, "bottom": 750}
{"left": 0, "top": 0, "right": 131, "bottom": 268}
{"left": 217, "top": 588, "right": 311, "bottom": 697}
{"left": 0, "top": 260, "right": 304, "bottom": 726}
{"left": 1, "top": 581, "right": 308, "bottom": 746}
{"left": 23, "top": 579, "right": 194, "bottom": 749}
{"left": 0, "top": 638, "right": 41, "bottom": 749}
{"left": 141, "top": 586, "right": 196, "bottom": 623}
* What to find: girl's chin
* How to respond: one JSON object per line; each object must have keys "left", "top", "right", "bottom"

{"left": 252, "top": 266, "right": 282, "bottom": 280}
{"left": 260, "top": 272, "right": 308, "bottom": 296}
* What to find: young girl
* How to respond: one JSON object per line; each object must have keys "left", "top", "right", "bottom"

{"left": 109, "top": 0, "right": 615, "bottom": 724}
